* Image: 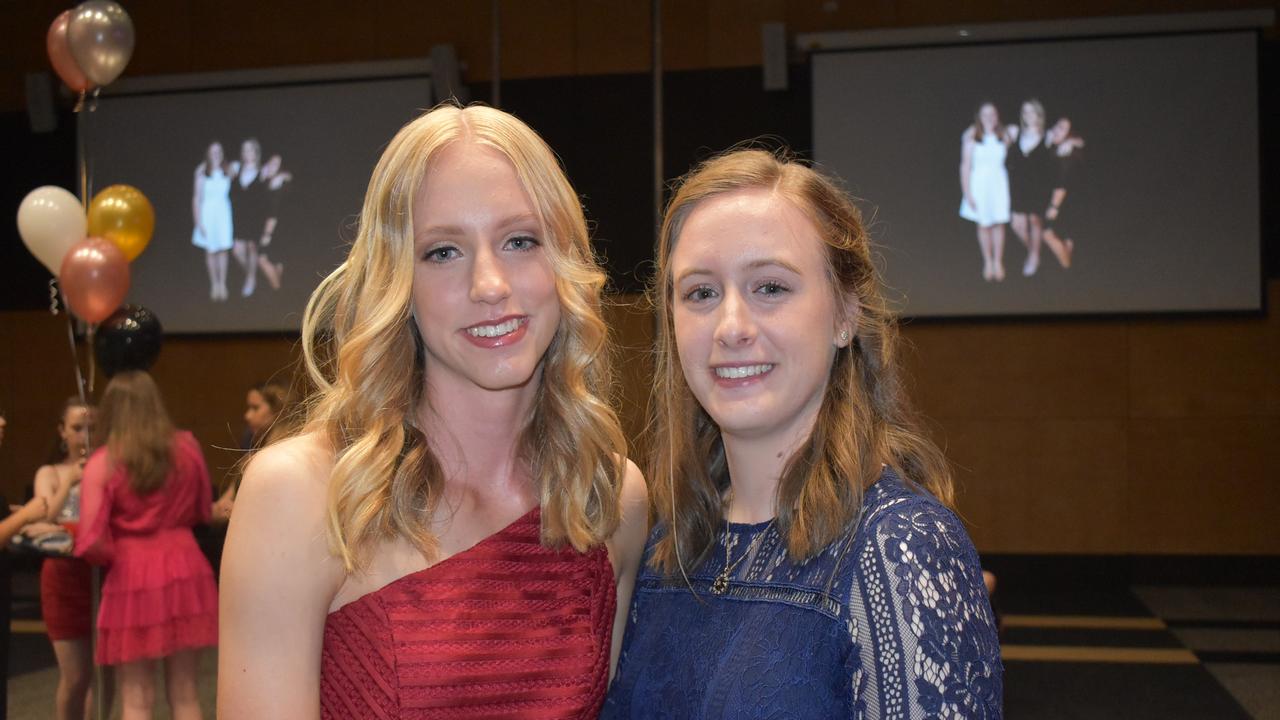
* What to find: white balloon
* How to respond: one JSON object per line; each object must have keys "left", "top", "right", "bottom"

{"left": 17, "top": 186, "right": 86, "bottom": 275}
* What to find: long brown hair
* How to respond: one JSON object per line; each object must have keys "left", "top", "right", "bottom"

{"left": 971, "top": 102, "right": 1006, "bottom": 144}
{"left": 95, "top": 371, "right": 176, "bottom": 495}
{"left": 648, "top": 148, "right": 953, "bottom": 574}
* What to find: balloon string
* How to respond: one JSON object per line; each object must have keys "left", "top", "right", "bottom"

{"left": 87, "top": 325, "right": 97, "bottom": 394}
{"left": 62, "top": 291, "right": 88, "bottom": 405}
{"left": 77, "top": 101, "right": 89, "bottom": 211}
{"left": 48, "top": 278, "right": 61, "bottom": 315}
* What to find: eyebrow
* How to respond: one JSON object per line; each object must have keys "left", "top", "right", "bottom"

{"left": 417, "top": 213, "right": 540, "bottom": 241}
{"left": 674, "top": 257, "right": 803, "bottom": 285}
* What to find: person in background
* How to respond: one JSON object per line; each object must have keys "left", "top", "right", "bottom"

{"left": 210, "top": 381, "right": 290, "bottom": 525}
{"left": 76, "top": 371, "right": 218, "bottom": 720}
{"left": 1007, "top": 99, "right": 1056, "bottom": 277}
{"left": 192, "top": 141, "right": 235, "bottom": 302}
{"left": 1040, "top": 118, "right": 1086, "bottom": 270}
{"left": 34, "top": 398, "right": 103, "bottom": 720}
{"left": 0, "top": 409, "right": 58, "bottom": 542}
{"left": 603, "top": 148, "right": 1002, "bottom": 718}
{"left": 960, "top": 101, "right": 1013, "bottom": 281}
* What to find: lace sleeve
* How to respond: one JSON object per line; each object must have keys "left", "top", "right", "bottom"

{"left": 850, "top": 496, "right": 1003, "bottom": 719}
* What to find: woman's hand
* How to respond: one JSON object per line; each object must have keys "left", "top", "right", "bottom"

{"left": 211, "top": 496, "right": 234, "bottom": 523}
{"left": 20, "top": 496, "right": 49, "bottom": 524}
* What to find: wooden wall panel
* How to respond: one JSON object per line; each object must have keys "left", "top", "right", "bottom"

{"left": 572, "top": 1, "right": 653, "bottom": 76}
{"left": 1128, "top": 417, "right": 1279, "bottom": 553}
{"left": 501, "top": 1, "right": 576, "bottom": 79}
{"left": 1128, "top": 313, "right": 1280, "bottom": 418}
{"left": 0, "top": 310, "right": 83, "bottom": 499}
{"left": 705, "top": 0, "right": 785, "bottom": 69}
{"left": 939, "top": 418, "right": 1130, "bottom": 553}
{"left": 901, "top": 323, "right": 1130, "bottom": 421}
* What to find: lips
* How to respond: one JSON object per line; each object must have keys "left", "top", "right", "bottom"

{"left": 461, "top": 315, "right": 528, "bottom": 348}
{"left": 711, "top": 362, "right": 775, "bottom": 386}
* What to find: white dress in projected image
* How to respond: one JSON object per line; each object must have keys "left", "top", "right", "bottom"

{"left": 959, "top": 133, "right": 1011, "bottom": 227}
{"left": 192, "top": 168, "right": 234, "bottom": 252}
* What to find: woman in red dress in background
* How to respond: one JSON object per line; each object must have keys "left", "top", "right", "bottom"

{"left": 33, "top": 397, "right": 100, "bottom": 720}
{"left": 219, "top": 104, "right": 647, "bottom": 719}
{"left": 76, "top": 371, "right": 218, "bottom": 720}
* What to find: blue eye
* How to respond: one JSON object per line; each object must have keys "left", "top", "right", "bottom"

{"left": 505, "top": 235, "right": 541, "bottom": 251}
{"left": 755, "top": 281, "right": 789, "bottom": 296}
{"left": 684, "top": 286, "right": 717, "bottom": 303}
{"left": 423, "top": 246, "right": 459, "bottom": 263}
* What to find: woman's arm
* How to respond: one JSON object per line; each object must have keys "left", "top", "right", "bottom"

{"left": 193, "top": 168, "right": 205, "bottom": 232}
{"left": 605, "top": 460, "right": 648, "bottom": 680}
{"left": 36, "top": 463, "right": 82, "bottom": 522}
{"left": 33, "top": 465, "right": 63, "bottom": 522}
{"left": 211, "top": 482, "right": 236, "bottom": 524}
{"left": 850, "top": 499, "right": 1003, "bottom": 717}
{"left": 74, "top": 451, "right": 114, "bottom": 563}
{"left": 0, "top": 497, "right": 49, "bottom": 546}
{"left": 959, "top": 133, "right": 975, "bottom": 209}
{"left": 218, "top": 435, "right": 344, "bottom": 719}
{"left": 1046, "top": 187, "right": 1067, "bottom": 221}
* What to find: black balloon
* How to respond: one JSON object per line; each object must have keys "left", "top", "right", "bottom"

{"left": 94, "top": 304, "right": 162, "bottom": 377}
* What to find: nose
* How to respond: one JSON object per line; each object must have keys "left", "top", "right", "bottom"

{"left": 713, "top": 290, "right": 756, "bottom": 347}
{"left": 469, "top": 247, "right": 512, "bottom": 305}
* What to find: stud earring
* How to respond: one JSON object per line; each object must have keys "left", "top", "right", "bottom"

{"left": 839, "top": 330, "right": 850, "bottom": 344}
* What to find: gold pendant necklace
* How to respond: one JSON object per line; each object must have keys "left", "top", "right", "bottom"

{"left": 711, "top": 519, "right": 775, "bottom": 595}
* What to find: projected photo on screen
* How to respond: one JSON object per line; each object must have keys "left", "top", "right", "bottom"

{"left": 814, "top": 31, "right": 1261, "bottom": 317}
{"left": 91, "top": 75, "right": 431, "bottom": 332}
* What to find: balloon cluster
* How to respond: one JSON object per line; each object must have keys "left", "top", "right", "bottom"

{"left": 46, "top": 1, "right": 135, "bottom": 94}
{"left": 14, "top": 2, "right": 162, "bottom": 379}
{"left": 17, "top": 184, "right": 153, "bottom": 324}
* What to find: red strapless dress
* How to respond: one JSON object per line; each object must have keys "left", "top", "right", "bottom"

{"left": 320, "top": 508, "right": 616, "bottom": 719}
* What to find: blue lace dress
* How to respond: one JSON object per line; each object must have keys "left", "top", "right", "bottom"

{"left": 602, "top": 469, "right": 1003, "bottom": 719}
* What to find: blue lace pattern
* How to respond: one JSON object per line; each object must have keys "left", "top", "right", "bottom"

{"left": 602, "top": 469, "right": 1002, "bottom": 719}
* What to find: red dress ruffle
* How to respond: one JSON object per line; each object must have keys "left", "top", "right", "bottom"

{"left": 75, "top": 431, "right": 218, "bottom": 665}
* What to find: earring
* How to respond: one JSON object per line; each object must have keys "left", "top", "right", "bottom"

{"left": 839, "top": 330, "right": 850, "bottom": 344}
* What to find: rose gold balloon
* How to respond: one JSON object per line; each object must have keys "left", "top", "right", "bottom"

{"left": 60, "top": 237, "right": 130, "bottom": 324}
{"left": 46, "top": 10, "right": 92, "bottom": 94}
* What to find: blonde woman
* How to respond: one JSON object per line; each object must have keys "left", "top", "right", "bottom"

{"left": 603, "top": 149, "right": 1002, "bottom": 718}
{"left": 1008, "top": 99, "right": 1054, "bottom": 277}
{"left": 219, "top": 104, "right": 647, "bottom": 719}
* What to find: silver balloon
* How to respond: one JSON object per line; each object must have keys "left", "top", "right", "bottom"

{"left": 67, "top": 1, "right": 135, "bottom": 87}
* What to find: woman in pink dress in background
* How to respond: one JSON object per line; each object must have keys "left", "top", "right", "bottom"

{"left": 76, "top": 371, "right": 218, "bottom": 720}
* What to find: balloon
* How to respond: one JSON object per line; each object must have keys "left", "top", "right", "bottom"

{"left": 16, "top": 186, "right": 87, "bottom": 275}
{"left": 67, "top": 1, "right": 134, "bottom": 87}
{"left": 95, "top": 304, "right": 162, "bottom": 377}
{"left": 59, "top": 237, "right": 130, "bottom": 324}
{"left": 88, "top": 185, "right": 154, "bottom": 261}
{"left": 47, "top": 10, "right": 93, "bottom": 93}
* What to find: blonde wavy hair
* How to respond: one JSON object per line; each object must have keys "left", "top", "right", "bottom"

{"left": 648, "top": 148, "right": 954, "bottom": 574}
{"left": 299, "top": 104, "right": 626, "bottom": 572}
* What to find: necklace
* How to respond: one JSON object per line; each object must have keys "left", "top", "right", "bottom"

{"left": 711, "top": 519, "right": 775, "bottom": 595}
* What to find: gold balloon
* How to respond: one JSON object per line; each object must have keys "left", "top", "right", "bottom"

{"left": 87, "top": 184, "right": 154, "bottom": 261}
